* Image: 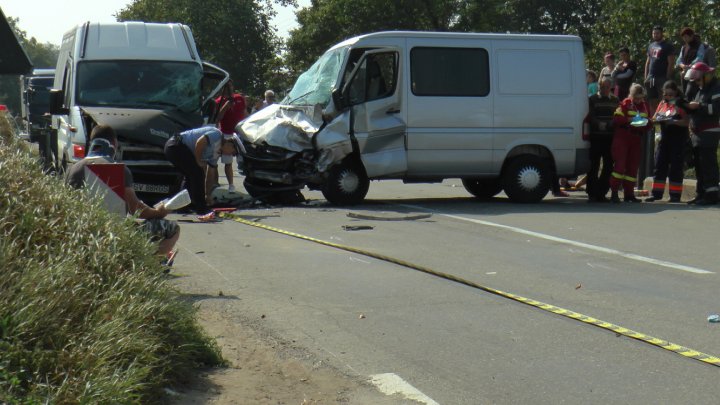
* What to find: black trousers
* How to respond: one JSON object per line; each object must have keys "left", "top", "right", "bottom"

{"left": 652, "top": 132, "right": 686, "bottom": 198}
{"left": 164, "top": 137, "right": 209, "bottom": 214}
{"left": 586, "top": 135, "right": 613, "bottom": 199}
{"left": 691, "top": 130, "right": 720, "bottom": 196}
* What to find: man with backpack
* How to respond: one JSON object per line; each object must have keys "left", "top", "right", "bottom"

{"left": 676, "top": 27, "right": 717, "bottom": 95}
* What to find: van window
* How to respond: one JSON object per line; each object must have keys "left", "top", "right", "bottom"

{"left": 346, "top": 52, "right": 397, "bottom": 105}
{"left": 411, "top": 47, "right": 489, "bottom": 97}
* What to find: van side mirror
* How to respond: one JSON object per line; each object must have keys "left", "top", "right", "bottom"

{"left": 331, "top": 87, "right": 346, "bottom": 111}
{"left": 49, "top": 89, "right": 68, "bottom": 115}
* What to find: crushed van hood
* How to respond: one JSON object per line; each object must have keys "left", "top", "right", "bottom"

{"left": 81, "top": 106, "right": 203, "bottom": 147}
{"left": 237, "top": 104, "right": 353, "bottom": 170}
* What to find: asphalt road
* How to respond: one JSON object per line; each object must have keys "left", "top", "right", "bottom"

{"left": 172, "top": 179, "right": 720, "bottom": 404}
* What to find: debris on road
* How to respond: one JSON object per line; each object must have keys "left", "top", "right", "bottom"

{"left": 347, "top": 212, "right": 432, "bottom": 221}
{"left": 342, "top": 225, "right": 374, "bottom": 231}
{"left": 358, "top": 314, "right": 366, "bottom": 319}
{"left": 708, "top": 314, "right": 720, "bottom": 323}
{"left": 575, "top": 284, "right": 582, "bottom": 290}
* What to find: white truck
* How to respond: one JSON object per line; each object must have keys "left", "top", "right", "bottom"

{"left": 49, "top": 21, "right": 228, "bottom": 200}
{"left": 238, "top": 31, "right": 590, "bottom": 204}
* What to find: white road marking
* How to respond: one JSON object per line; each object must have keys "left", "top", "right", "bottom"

{"left": 398, "top": 204, "right": 714, "bottom": 275}
{"left": 369, "top": 373, "right": 440, "bottom": 405}
{"left": 349, "top": 256, "right": 371, "bottom": 264}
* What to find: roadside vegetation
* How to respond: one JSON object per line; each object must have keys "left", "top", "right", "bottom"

{"left": 0, "top": 112, "right": 223, "bottom": 403}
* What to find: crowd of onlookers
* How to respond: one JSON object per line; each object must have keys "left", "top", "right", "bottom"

{"left": 581, "top": 25, "right": 720, "bottom": 205}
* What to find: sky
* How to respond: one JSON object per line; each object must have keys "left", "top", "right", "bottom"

{"left": 1, "top": 0, "right": 310, "bottom": 45}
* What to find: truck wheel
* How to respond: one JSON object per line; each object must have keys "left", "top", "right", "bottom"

{"left": 502, "top": 155, "right": 551, "bottom": 203}
{"left": 461, "top": 178, "right": 502, "bottom": 199}
{"left": 321, "top": 159, "right": 369, "bottom": 205}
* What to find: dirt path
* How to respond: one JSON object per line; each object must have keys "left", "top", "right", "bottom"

{"left": 172, "top": 304, "right": 411, "bottom": 405}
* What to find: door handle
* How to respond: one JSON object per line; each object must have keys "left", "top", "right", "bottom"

{"left": 386, "top": 108, "right": 400, "bottom": 114}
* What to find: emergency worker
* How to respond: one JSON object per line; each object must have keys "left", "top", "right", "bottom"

{"left": 684, "top": 62, "right": 720, "bottom": 205}
{"left": 586, "top": 77, "right": 619, "bottom": 202}
{"left": 610, "top": 83, "right": 653, "bottom": 203}
{"left": 646, "top": 81, "right": 689, "bottom": 202}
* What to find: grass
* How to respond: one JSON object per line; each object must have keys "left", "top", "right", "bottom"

{"left": 0, "top": 112, "right": 223, "bottom": 404}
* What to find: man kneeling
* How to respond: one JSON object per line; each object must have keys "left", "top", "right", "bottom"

{"left": 66, "top": 125, "right": 180, "bottom": 257}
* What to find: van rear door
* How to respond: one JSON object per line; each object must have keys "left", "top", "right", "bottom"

{"left": 405, "top": 39, "right": 493, "bottom": 176}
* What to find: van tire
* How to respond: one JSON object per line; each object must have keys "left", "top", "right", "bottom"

{"left": 321, "top": 159, "right": 369, "bottom": 205}
{"left": 502, "top": 155, "right": 551, "bottom": 203}
{"left": 462, "top": 179, "right": 503, "bottom": 199}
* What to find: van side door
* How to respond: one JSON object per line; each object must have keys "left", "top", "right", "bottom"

{"left": 342, "top": 48, "right": 406, "bottom": 178}
{"left": 405, "top": 40, "right": 493, "bottom": 176}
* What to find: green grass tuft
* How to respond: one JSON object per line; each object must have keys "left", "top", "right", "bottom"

{"left": 0, "top": 112, "right": 223, "bottom": 404}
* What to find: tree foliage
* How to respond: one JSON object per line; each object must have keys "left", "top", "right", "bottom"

{"left": 117, "top": 0, "right": 283, "bottom": 96}
{"left": 0, "top": 17, "right": 59, "bottom": 115}
{"left": 589, "top": 0, "right": 720, "bottom": 78}
{"left": 284, "top": 0, "right": 720, "bottom": 89}
{"left": 286, "top": 0, "right": 467, "bottom": 74}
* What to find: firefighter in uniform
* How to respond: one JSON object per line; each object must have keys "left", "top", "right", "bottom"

{"left": 610, "top": 83, "right": 653, "bottom": 203}
{"left": 684, "top": 62, "right": 720, "bottom": 205}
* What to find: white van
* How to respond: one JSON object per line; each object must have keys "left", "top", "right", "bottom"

{"left": 49, "top": 22, "right": 228, "bottom": 200}
{"left": 237, "top": 31, "right": 589, "bottom": 204}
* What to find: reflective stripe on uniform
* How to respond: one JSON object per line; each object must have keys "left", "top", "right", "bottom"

{"left": 652, "top": 182, "right": 667, "bottom": 191}
{"left": 612, "top": 172, "right": 625, "bottom": 179}
{"left": 669, "top": 183, "right": 683, "bottom": 192}
{"left": 624, "top": 175, "right": 637, "bottom": 182}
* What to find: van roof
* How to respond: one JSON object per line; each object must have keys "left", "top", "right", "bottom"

{"left": 72, "top": 22, "right": 199, "bottom": 62}
{"left": 331, "top": 30, "right": 582, "bottom": 50}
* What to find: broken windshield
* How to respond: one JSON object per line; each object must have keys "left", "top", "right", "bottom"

{"left": 76, "top": 61, "right": 202, "bottom": 112}
{"left": 284, "top": 46, "right": 348, "bottom": 107}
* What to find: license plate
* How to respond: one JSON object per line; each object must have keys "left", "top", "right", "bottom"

{"left": 133, "top": 183, "right": 170, "bottom": 194}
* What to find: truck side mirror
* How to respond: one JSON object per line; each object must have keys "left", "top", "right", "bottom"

{"left": 49, "top": 89, "right": 68, "bottom": 115}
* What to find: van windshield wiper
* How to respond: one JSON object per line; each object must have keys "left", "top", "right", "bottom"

{"left": 286, "top": 89, "right": 316, "bottom": 105}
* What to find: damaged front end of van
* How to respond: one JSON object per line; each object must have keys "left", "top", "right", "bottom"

{"left": 237, "top": 45, "right": 404, "bottom": 205}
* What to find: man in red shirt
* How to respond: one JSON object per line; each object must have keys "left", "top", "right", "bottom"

{"left": 214, "top": 81, "right": 247, "bottom": 192}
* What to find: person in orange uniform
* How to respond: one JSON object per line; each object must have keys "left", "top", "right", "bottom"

{"left": 610, "top": 83, "right": 653, "bottom": 203}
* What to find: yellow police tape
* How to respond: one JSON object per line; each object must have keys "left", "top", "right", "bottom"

{"left": 221, "top": 212, "right": 720, "bottom": 368}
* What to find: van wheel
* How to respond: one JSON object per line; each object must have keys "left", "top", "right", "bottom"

{"left": 321, "top": 159, "right": 369, "bottom": 205}
{"left": 462, "top": 179, "right": 502, "bottom": 199}
{"left": 502, "top": 155, "right": 551, "bottom": 203}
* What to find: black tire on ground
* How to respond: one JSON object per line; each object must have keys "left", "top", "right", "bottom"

{"left": 461, "top": 178, "right": 503, "bottom": 199}
{"left": 321, "top": 159, "right": 370, "bottom": 205}
{"left": 501, "top": 155, "right": 552, "bottom": 203}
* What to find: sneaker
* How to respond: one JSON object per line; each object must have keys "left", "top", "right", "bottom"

{"left": 228, "top": 184, "right": 236, "bottom": 192}
{"left": 644, "top": 196, "right": 661, "bottom": 202}
{"left": 197, "top": 212, "right": 217, "bottom": 222}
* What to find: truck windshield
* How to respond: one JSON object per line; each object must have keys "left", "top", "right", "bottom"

{"left": 76, "top": 61, "right": 202, "bottom": 112}
{"left": 284, "top": 46, "right": 348, "bottom": 107}
{"left": 27, "top": 77, "right": 53, "bottom": 115}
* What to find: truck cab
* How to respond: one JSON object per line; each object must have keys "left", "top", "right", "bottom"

{"left": 20, "top": 68, "right": 55, "bottom": 143}
{"left": 49, "top": 21, "right": 228, "bottom": 201}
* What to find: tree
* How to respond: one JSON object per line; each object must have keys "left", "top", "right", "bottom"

{"left": 0, "top": 16, "right": 59, "bottom": 115}
{"left": 117, "top": 0, "right": 284, "bottom": 96}
{"left": 589, "top": 0, "right": 720, "bottom": 79}
{"left": 284, "top": 0, "right": 601, "bottom": 75}
{"left": 285, "top": 0, "right": 466, "bottom": 74}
